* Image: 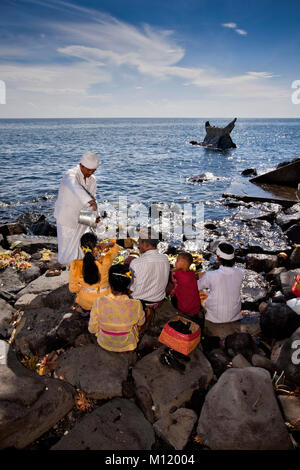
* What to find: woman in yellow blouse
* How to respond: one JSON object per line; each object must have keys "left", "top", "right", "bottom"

{"left": 69, "top": 233, "right": 121, "bottom": 317}
{"left": 88, "top": 264, "right": 145, "bottom": 352}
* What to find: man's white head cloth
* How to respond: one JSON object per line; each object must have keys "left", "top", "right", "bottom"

{"left": 216, "top": 243, "right": 235, "bottom": 260}
{"left": 80, "top": 151, "right": 99, "bottom": 169}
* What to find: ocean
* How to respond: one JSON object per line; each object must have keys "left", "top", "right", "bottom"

{"left": 0, "top": 118, "right": 300, "bottom": 225}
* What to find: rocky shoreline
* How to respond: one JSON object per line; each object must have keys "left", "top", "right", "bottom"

{"left": 0, "top": 196, "right": 300, "bottom": 451}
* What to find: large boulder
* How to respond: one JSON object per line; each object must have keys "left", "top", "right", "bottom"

{"left": 56, "top": 344, "right": 135, "bottom": 400}
{"left": 51, "top": 398, "right": 155, "bottom": 450}
{"left": 276, "top": 212, "right": 300, "bottom": 231}
{"left": 5, "top": 234, "right": 58, "bottom": 255}
{"left": 196, "top": 367, "right": 292, "bottom": 450}
{"left": 0, "top": 340, "right": 75, "bottom": 449}
{"left": 276, "top": 327, "right": 300, "bottom": 387}
{"left": 13, "top": 308, "right": 87, "bottom": 357}
{"left": 260, "top": 302, "right": 300, "bottom": 341}
{"left": 290, "top": 246, "right": 300, "bottom": 269}
{"left": 285, "top": 224, "right": 300, "bottom": 245}
{"left": 132, "top": 346, "right": 213, "bottom": 421}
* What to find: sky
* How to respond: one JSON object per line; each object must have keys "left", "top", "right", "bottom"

{"left": 1, "top": 0, "right": 300, "bottom": 118}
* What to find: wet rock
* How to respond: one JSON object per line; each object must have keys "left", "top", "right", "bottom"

{"left": 241, "top": 168, "right": 257, "bottom": 177}
{"left": 241, "top": 269, "right": 268, "bottom": 309}
{"left": 285, "top": 224, "right": 300, "bottom": 245}
{"left": 30, "top": 215, "right": 57, "bottom": 237}
{"left": 280, "top": 268, "right": 300, "bottom": 297}
{"left": 278, "top": 395, "right": 300, "bottom": 430}
{"left": 52, "top": 398, "right": 155, "bottom": 450}
{"left": 265, "top": 267, "right": 287, "bottom": 284}
{"left": 290, "top": 246, "right": 300, "bottom": 268}
{"left": 0, "top": 267, "right": 26, "bottom": 294}
{"left": 12, "top": 308, "right": 86, "bottom": 357}
{"left": 251, "top": 353, "right": 277, "bottom": 373}
{"left": 0, "top": 340, "right": 75, "bottom": 449}
{"left": 285, "top": 203, "right": 300, "bottom": 215}
{"left": 207, "top": 218, "right": 289, "bottom": 255}
{"left": 276, "top": 212, "right": 300, "bottom": 231}
{"left": 225, "top": 332, "right": 256, "bottom": 362}
{"left": 0, "top": 298, "right": 15, "bottom": 339}
{"left": 187, "top": 173, "right": 217, "bottom": 183}
{"left": 260, "top": 302, "right": 300, "bottom": 341}
{"left": 246, "top": 253, "right": 278, "bottom": 273}
{"left": 153, "top": 408, "right": 198, "bottom": 450}
{"left": 5, "top": 234, "right": 58, "bottom": 255}
{"left": 231, "top": 353, "right": 252, "bottom": 368}
{"left": 276, "top": 327, "right": 300, "bottom": 387}
{"left": 56, "top": 344, "right": 136, "bottom": 400}
{"left": 132, "top": 347, "right": 213, "bottom": 421}
{"left": 197, "top": 367, "right": 293, "bottom": 450}
{"left": 0, "top": 222, "right": 27, "bottom": 237}
{"left": 232, "top": 208, "right": 274, "bottom": 222}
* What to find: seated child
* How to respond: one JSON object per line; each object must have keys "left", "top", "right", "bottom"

{"left": 197, "top": 242, "right": 244, "bottom": 339}
{"left": 69, "top": 233, "right": 121, "bottom": 317}
{"left": 170, "top": 252, "right": 201, "bottom": 318}
{"left": 88, "top": 264, "right": 145, "bottom": 352}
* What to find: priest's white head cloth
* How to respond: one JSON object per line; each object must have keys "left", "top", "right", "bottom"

{"left": 80, "top": 151, "right": 100, "bottom": 169}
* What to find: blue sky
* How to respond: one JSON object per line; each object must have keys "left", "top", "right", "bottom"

{"left": 1, "top": 0, "right": 300, "bottom": 117}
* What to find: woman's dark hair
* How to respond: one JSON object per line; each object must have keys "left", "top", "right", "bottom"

{"left": 81, "top": 232, "right": 100, "bottom": 285}
{"left": 108, "top": 264, "right": 132, "bottom": 294}
{"left": 218, "top": 242, "right": 235, "bottom": 267}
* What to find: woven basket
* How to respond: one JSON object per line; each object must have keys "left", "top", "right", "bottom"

{"left": 158, "top": 315, "right": 201, "bottom": 356}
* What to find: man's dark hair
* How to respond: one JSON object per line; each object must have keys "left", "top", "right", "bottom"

{"left": 218, "top": 242, "right": 235, "bottom": 267}
{"left": 140, "top": 227, "right": 159, "bottom": 248}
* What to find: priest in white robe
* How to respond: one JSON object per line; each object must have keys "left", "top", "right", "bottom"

{"left": 54, "top": 151, "right": 100, "bottom": 265}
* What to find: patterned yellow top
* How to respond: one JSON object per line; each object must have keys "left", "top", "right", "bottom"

{"left": 88, "top": 293, "right": 145, "bottom": 352}
{"left": 69, "top": 241, "right": 121, "bottom": 310}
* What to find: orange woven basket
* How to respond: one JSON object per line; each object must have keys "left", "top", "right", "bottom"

{"left": 158, "top": 315, "right": 201, "bottom": 356}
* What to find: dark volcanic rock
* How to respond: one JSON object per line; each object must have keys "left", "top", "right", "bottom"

{"left": 280, "top": 268, "right": 300, "bottom": 297}
{"left": 52, "top": 398, "right": 155, "bottom": 450}
{"left": 246, "top": 253, "right": 278, "bottom": 273}
{"left": 241, "top": 269, "right": 268, "bottom": 309}
{"left": 276, "top": 327, "right": 300, "bottom": 387}
{"left": 0, "top": 222, "right": 27, "bottom": 237}
{"left": 31, "top": 216, "right": 57, "bottom": 237}
{"left": 276, "top": 212, "right": 300, "bottom": 231}
{"left": 205, "top": 348, "right": 231, "bottom": 378}
{"left": 5, "top": 234, "right": 58, "bottom": 255}
{"left": 260, "top": 302, "right": 300, "bottom": 341}
{"left": 224, "top": 332, "right": 256, "bottom": 362}
{"left": 196, "top": 367, "right": 293, "bottom": 450}
{"left": 0, "top": 267, "right": 26, "bottom": 294}
{"left": 241, "top": 168, "right": 257, "bottom": 177}
{"left": 13, "top": 308, "right": 87, "bottom": 357}
{"left": 285, "top": 224, "right": 300, "bottom": 245}
{"left": 0, "top": 340, "right": 75, "bottom": 449}
{"left": 132, "top": 347, "right": 213, "bottom": 421}
{"left": 290, "top": 246, "right": 300, "bottom": 268}
{"left": 56, "top": 344, "right": 135, "bottom": 399}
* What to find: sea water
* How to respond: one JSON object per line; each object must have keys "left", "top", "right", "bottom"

{"left": 0, "top": 118, "right": 299, "bottom": 224}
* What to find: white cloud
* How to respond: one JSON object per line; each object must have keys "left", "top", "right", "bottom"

{"left": 222, "top": 23, "right": 237, "bottom": 29}
{"left": 235, "top": 29, "right": 247, "bottom": 36}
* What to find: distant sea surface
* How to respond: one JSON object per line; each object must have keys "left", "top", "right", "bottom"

{"left": 0, "top": 118, "right": 300, "bottom": 225}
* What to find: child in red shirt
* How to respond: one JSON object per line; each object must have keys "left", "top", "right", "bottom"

{"left": 170, "top": 252, "right": 201, "bottom": 317}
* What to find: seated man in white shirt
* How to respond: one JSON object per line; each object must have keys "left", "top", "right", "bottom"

{"left": 197, "top": 242, "right": 244, "bottom": 340}
{"left": 129, "top": 229, "right": 170, "bottom": 309}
